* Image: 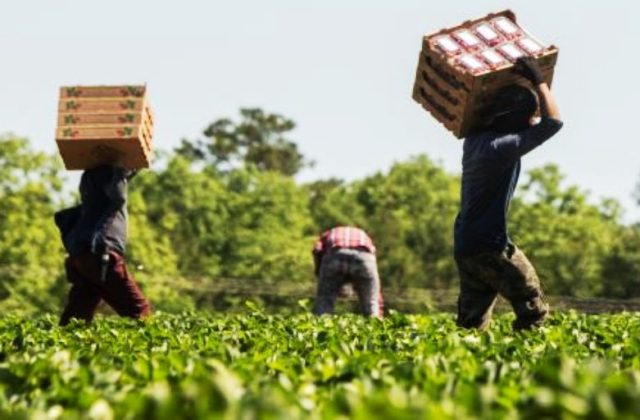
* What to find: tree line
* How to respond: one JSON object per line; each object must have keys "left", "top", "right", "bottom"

{"left": 1, "top": 108, "right": 639, "bottom": 314}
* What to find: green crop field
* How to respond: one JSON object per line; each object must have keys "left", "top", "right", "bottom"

{"left": 1, "top": 310, "right": 640, "bottom": 419}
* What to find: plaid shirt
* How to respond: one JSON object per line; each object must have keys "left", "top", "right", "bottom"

{"left": 313, "top": 227, "right": 376, "bottom": 271}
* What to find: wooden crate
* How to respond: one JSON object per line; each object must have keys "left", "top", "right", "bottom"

{"left": 55, "top": 85, "right": 154, "bottom": 170}
{"left": 412, "top": 10, "right": 559, "bottom": 138}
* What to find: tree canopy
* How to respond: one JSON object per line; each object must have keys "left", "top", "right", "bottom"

{"left": 176, "top": 108, "right": 313, "bottom": 176}
{"left": 1, "top": 110, "right": 639, "bottom": 314}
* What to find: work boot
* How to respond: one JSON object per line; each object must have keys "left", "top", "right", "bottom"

{"left": 512, "top": 297, "right": 549, "bottom": 331}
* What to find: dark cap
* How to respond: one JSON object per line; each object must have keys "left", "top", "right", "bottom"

{"left": 490, "top": 84, "right": 539, "bottom": 119}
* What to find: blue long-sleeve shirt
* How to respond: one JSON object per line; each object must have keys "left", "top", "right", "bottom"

{"left": 454, "top": 117, "right": 563, "bottom": 257}
{"left": 63, "top": 165, "right": 134, "bottom": 256}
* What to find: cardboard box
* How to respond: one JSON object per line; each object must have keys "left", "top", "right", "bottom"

{"left": 55, "top": 85, "right": 154, "bottom": 170}
{"left": 59, "top": 85, "right": 146, "bottom": 98}
{"left": 412, "top": 10, "right": 559, "bottom": 138}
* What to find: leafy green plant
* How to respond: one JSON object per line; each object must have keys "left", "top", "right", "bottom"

{"left": 0, "top": 311, "right": 639, "bottom": 419}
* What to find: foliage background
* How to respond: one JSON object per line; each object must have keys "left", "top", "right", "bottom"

{"left": 1, "top": 109, "right": 639, "bottom": 314}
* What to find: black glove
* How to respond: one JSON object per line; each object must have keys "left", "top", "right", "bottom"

{"left": 514, "top": 57, "right": 544, "bottom": 85}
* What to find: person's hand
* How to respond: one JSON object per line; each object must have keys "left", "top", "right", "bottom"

{"left": 514, "top": 57, "right": 544, "bottom": 85}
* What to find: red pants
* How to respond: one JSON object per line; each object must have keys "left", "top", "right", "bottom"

{"left": 60, "top": 251, "right": 151, "bottom": 326}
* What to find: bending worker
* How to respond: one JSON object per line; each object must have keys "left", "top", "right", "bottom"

{"left": 55, "top": 162, "right": 151, "bottom": 325}
{"left": 312, "top": 226, "right": 383, "bottom": 318}
{"left": 454, "top": 57, "right": 563, "bottom": 331}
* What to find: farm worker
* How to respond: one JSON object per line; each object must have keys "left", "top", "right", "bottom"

{"left": 453, "top": 57, "right": 563, "bottom": 331}
{"left": 54, "top": 158, "right": 151, "bottom": 326}
{"left": 312, "top": 226, "right": 383, "bottom": 318}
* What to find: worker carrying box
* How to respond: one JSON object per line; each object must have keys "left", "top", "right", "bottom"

{"left": 54, "top": 84, "right": 154, "bottom": 324}
{"left": 412, "top": 10, "right": 558, "bottom": 138}
{"left": 426, "top": 11, "right": 565, "bottom": 332}
{"left": 55, "top": 85, "right": 154, "bottom": 169}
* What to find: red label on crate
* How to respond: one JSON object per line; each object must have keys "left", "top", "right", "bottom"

{"left": 452, "top": 29, "right": 483, "bottom": 50}
{"left": 474, "top": 23, "right": 503, "bottom": 46}
{"left": 497, "top": 43, "right": 525, "bottom": 61}
{"left": 517, "top": 37, "right": 544, "bottom": 55}
{"left": 457, "top": 54, "right": 488, "bottom": 74}
{"left": 479, "top": 49, "right": 509, "bottom": 68}
{"left": 433, "top": 35, "right": 463, "bottom": 55}
{"left": 491, "top": 17, "right": 522, "bottom": 39}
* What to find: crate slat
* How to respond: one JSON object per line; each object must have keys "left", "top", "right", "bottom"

{"left": 57, "top": 98, "right": 146, "bottom": 113}
{"left": 57, "top": 112, "right": 144, "bottom": 126}
{"left": 59, "top": 85, "right": 146, "bottom": 98}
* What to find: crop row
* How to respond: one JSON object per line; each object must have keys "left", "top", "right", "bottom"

{"left": 1, "top": 311, "right": 639, "bottom": 419}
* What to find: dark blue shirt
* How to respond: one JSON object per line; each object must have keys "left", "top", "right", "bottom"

{"left": 454, "top": 117, "right": 563, "bottom": 257}
{"left": 63, "top": 166, "right": 134, "bottom": 256}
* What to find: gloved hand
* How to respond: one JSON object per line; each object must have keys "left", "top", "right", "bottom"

{"left": 514, "top": 57, "right": 544, "bottom": 85}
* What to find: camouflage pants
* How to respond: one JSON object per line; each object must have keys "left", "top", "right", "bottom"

{"left": 314, "top": 248, "right": 383, "bottom": 318}
{"left": 455, "top": 245, "right": 548, "bottom": 331}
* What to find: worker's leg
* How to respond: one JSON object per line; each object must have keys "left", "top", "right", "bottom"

{"left": 313, "top": 253, "right": 347, "bottom": 315}
{"left": 59, "top": 255, "right": 102, "bottom": 326}
{"left": 496, "top": 246, "right": 548, "bottom": 331}
{"left": 351, "top": 251, "right": 383, "bottom": 318}
{"left": 99, "top": 252, "right": 151, "bottom": 320}
{"left": 455, "top": 254, "right": 499, "bottom": 331}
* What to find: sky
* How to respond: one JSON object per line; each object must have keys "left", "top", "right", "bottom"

{"left": 1, "top": 0, "right": 639, "bottom": 221}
